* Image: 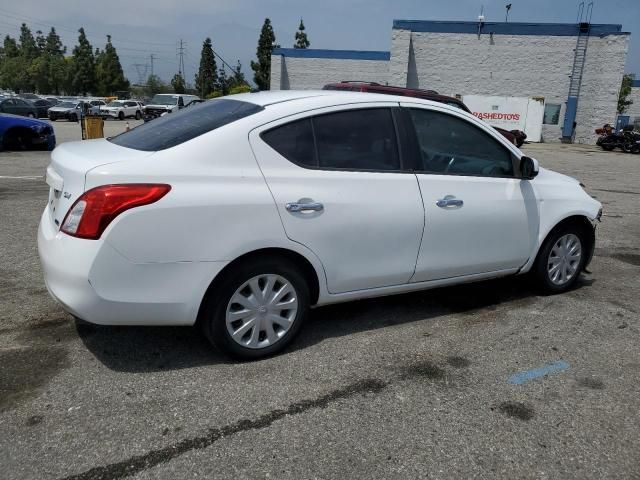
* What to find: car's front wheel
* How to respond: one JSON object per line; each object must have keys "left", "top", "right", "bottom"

{"left": 118, "top": 111, "right": 125, "bottom": 120}
{"left": 201, "top": 257, "right": 310, "bottom": 360}
{"left": 135, "top": 110, "right": 141, "bottom": 120}
{"left": 533, "top": 224, "right": 588, "bottom": 293}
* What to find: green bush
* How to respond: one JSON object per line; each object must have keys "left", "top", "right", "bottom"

{"left": 205, "top": 91, "right": 223, "bottom": 99}
{"left": 228, "top": 85, "right": 251, "bottom": 95}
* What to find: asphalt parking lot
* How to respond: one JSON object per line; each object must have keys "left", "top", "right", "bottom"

{"left": 1, "top": 121, "right": 639, "bottom": 479}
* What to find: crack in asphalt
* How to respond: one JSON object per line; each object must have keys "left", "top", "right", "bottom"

{"left": 59, "top": 378, "right": 389, "bottom": 480}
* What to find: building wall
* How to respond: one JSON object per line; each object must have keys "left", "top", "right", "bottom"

{"left": 627, "top": 85, "right": 640, "bottom": 124}
{"left": 391, "top": 29, "right": 628, "bottom": 143}
{"left": 269, "top": 22, "right": 630, "bottom": 144}
{"left": 574, "top": 34, "right": 629, "bottom": 143}
{"left": 270, "top": 52, "right": 389, "bottom": 90}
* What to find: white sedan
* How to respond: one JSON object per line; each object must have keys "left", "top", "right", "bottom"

{"left": 38, "top": 91, "right": 601, "bottom": 359}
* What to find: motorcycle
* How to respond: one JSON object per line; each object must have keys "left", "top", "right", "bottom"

{"left": 596, "top": 124, "right": 640, "bottom": 153}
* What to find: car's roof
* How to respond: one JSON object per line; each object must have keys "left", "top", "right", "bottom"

{"left": 229, "top": 90, "right": 466, "bottom": 115}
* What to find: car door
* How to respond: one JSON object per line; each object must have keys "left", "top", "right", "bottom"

{"left": 250, "top": 104, "right": 425, "bottom": 294}
{"left": 402, "top": 104, "right": 537, "bottom": 282}
{"left": 2, "top": 99, "right": 18, "bottom": 115}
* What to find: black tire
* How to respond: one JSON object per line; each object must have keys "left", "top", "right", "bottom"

{"left": 135, "top": 110, "right": 141, "bottom": 120}
{"left": 601, "top": 143, "right": 615, "bottom": 151}
{"left": 200, "top": 257, "right": 310, "bottom": 360}
{"left": 532, "top": 223, "right": 589, "bottom": 294}
{"left": 118, "top": 111, "right": 125, "bottom": 120}
{"left": 69, "top": 114, "right": 78, "bottom": 122}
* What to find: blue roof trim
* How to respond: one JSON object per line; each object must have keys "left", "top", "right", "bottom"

{"left": 392, "top": 20, "right": 625, "bottom": 37}
{"left": 272, "top": 48, "right": 390, "bottom": 61}
{"left": 632, "top": 79, "right": 640, "bottom": 88}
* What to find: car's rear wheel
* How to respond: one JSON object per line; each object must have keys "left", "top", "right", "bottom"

{"left": 135, "top": 110, "right": 141, "bottom": 120}
{"left": 200, "top": 257, "right": 310, "bottom": 360}
{"left": 533, "top": 225, "right": 588, "bottom": 293}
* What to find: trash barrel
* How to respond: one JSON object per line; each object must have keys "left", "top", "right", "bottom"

{"left": 83, "top": 116, "right": 104, "bottom": 140}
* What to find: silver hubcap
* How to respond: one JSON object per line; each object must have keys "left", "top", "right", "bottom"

{"left": 547, "top": 233, "right": 582, "bottom": 286}
{"left": 226, "top": 274, "right": 298, "bottom": 349}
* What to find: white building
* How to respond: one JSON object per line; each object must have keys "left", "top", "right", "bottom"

{"left": 271, "top": 20, "right": 630, "bottom": 144}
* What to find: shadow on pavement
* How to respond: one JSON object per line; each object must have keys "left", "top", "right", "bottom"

{"left": 77, "top": 275, "right": 594, "bottom": 373}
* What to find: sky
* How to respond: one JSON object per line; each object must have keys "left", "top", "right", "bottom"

{"left": 0, "top": 0, "right": 637, "bottom": 88}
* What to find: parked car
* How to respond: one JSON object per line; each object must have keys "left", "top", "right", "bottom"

{"left": 0, "top": 98, "right": 38, "bottom": 117}
{"left": 31, "top": 99, "right": 56, "bottom": 118}
{"left": 47, "top": 100, "right": 89, "bottom": 122}
{"left": 101, "top": 100, "right": 143, "bottom": 120}
{"left": 18, "top": 93, "right": 41, "bottom": 100}
{"left": 323, "top": 82, "right": 527, "bottom": 146}
{"left": 0, "top": 113, "right": 55, "bottom": 151}
{"left": 144, "top": 93, "right": 200, "bottom": 118}
{"left": 38, "top": 91, "right": 601, "bottom": 360}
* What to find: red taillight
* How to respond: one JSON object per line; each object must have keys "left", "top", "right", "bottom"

{"left": 61, "top": 184, "right": 171, "bottom": 239}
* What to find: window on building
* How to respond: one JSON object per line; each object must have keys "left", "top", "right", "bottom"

{"left": 543, "top": 104, "right": 561, "bottom": 125}
{"left": 409, "top": 108, "right": 514, "bottom": 177}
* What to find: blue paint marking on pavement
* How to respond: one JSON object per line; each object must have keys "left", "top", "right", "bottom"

{"left": 508, "top": 361, "right": 570, "bottom": 385}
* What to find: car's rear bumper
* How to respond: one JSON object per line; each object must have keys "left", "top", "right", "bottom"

{"left": 38, "top": 206, "right": 227, "bottom": 326}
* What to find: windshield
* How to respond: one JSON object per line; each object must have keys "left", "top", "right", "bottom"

{"left": 57, "top": 102, "right": 76, "bottom": 108}
{"left": 109, "top": 99, "right": 263, "bottom": 151}
{"left": 107, "top": 101, "right": 125, "bottom": 107}
{"left": 150, "top": 95, "right": 178, "bottom": 106}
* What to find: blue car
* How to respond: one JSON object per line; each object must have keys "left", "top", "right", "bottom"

{"left": 0, "top": 113, "right": 56, "bottom": 151}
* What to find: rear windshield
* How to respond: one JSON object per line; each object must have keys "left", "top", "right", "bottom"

{"left": 109, "top": 99, "right": 263, "bottom": 151}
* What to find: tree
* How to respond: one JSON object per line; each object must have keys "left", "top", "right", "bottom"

{"left": 294, "top": 18, "right": 310, "bottom": 49}
{"left": 229, "top": 60, "right": 247, "bottom": 88}
{"left": 70, "top": 28, "right": 96, "bottom": 95}
{"left": 216, "top": 66, "right": 230, "bottom": 95}
{"left": 251, "top": 18, "right": 278, "bottom": 90}
{"left": 195, "top": 37, "right": 217, "bottom": 97}
{"left": 45, "top": 28, "right": 68, "bottom": 95}
{"left": 618, "top": 74, "right": 635, "bottom": 114}
{"left": 17, "top": 24, "right": 38, "bottom": 91}
{"left": 95, "top": 35, "right": 129, "bottom": 96}
{"left": 171, "top": 73, "right": 186, "bottom": 94}
{"left": 0, "top": 36, "right": 22, "bottom": 91}
{"left": 145, "top": 74, "right": 168, "bottom": 96}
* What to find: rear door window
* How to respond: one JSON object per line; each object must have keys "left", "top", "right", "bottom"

{"left": 313, "top": 108, "right": 400, "bottom": 170}
{"left": 109, "top": 99, "right": 263, "bottom": 151}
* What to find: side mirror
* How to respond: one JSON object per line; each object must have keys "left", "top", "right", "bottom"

{"left": 520, "top": 156, "right": 539, "bottom": 180}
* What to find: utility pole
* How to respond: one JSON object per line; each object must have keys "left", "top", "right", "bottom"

{"left": 177, "top": 39, "right": 186, "bottom": 78}
{"left": 150, "top": 54, "right": 155, "bottom": 77}
{"left": 505, "top": 3, "right": 512, "bottom": 22}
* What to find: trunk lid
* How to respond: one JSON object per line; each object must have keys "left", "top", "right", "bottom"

{"left": 45, "top": 139, "right": 154, "bottom": 228}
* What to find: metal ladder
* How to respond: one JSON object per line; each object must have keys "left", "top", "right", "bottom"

{"left": 561, "top": 1, "right": 593, "bottom": 143}
{"left": 568, "top": 30, "right": 589, "bottom": 98}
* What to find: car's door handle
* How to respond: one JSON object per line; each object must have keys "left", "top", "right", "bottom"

{"left": 286, "top": 202, "right": 324, "bottom": 213}
{"left": 436, "top": 197, "right": 463, "bottom": 208}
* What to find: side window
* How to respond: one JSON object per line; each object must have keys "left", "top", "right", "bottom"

{"left": 409, "top": 108, "right": 514, "bottom": 177}
{"left": 261, "top": 119, "right": 316, "bottom": 167}
{"left": 543, "top": 104, "right": 561, "bottom": 125}
{"left": 313, "top": 108, "right": 399, "bottom": 170}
